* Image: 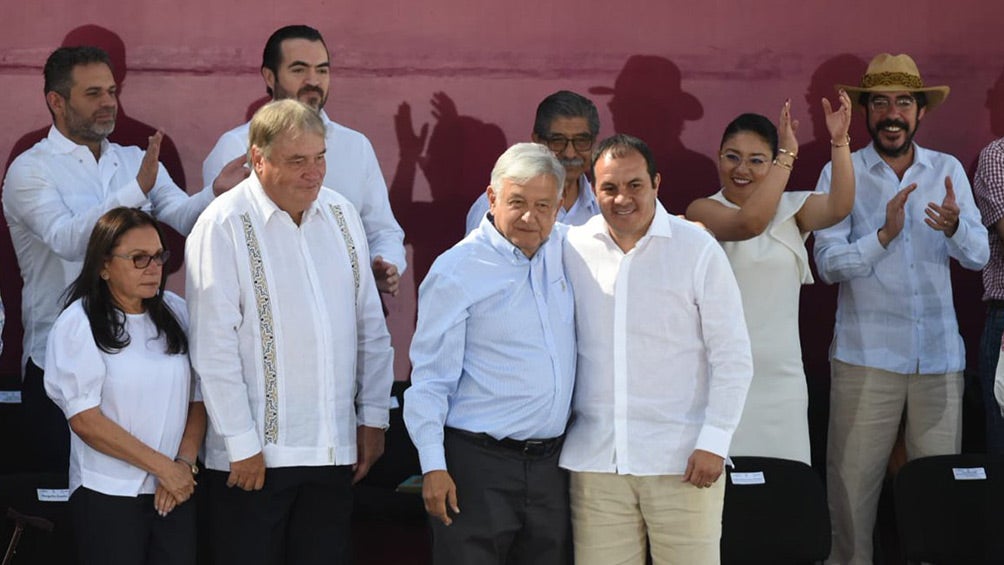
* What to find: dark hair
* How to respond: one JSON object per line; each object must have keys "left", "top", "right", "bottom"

{"left": 64, "top": 207, "right": 187, "bottom": 355}
{"left": 592, "top": 134, "right": 658, "bottom": 185}
{"left": 720, "top": 113, "right": 779, "bottom": 158}
{"left": 43, "top": 46, "right": 112, "bottom": 98}
{"left": 261, "top": 25, "right": 328, "bottom": 98}
{"left": 858, "top": 91, "right": 928, "bottom": 110}
{"left": 533, "top": 90, "right": 600, "bottom": 139}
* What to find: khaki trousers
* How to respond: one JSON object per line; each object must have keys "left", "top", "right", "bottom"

{"left": 570, "top": 471, "right": 724, "bottom": 565}
{"left": 825, "top": 359, "right": 962, "bottom": 565}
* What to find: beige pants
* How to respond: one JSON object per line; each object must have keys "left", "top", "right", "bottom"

{"left": 570, "top": 471, "right": 724, "bottom": 565}
{"left": 826, "top": 359, "right": 962, "bottom": 565}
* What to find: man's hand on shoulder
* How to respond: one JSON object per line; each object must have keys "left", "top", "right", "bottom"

{"left": 682, "top": 449, "right": 724, "bottom": 489}
{"left": 227, "top": 451, "right": 266, "bottom": 491}
{"left": 213, "top": 154, "right": 251, "bottom": 196}
{"left": 422, "top": 469, "right": 460, "bottom": 526}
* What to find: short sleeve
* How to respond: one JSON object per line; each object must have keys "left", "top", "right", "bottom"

{"left": 43, "top": 302, "right": 107, "bottom": 419}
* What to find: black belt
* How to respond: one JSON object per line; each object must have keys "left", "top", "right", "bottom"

{"left": 445, "top": 427, "right": 563, "bottom": 457}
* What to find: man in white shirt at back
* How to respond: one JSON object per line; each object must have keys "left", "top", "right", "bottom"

{"left": 203, "top": 24, "right": 406, "bottom": 295}
{"left": 3, "top": 45, "right": 245, "bottom": 473}
{"left": 561, "top": 134, "right": 753, "bottom": 564}
{"left": 464, "top": 90, "right": 601, "bottom": 234}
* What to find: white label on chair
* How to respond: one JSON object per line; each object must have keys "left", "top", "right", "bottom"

{"left": 951, "top": 467, "right": 987, "bottom": 480}
{"left": 37, "top": 489, "right": 70, "bottom": 502}
{"left": 730, "top": 472, "right": 766, "bottom": 485}
{"left": 0, "top": 390, "right": 21, "bottom": 403}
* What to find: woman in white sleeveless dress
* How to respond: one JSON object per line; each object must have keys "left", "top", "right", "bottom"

{"left": 686, "top": 93, "right": 854, "bottom": 464}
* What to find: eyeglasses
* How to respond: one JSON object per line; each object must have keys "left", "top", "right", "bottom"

{"left": 110, "top": 250, "right": 171, "bottom": 269}
{"left": 544, "top": 134, "right": 595, "bottom": 153}
{"left": 867, "top": 95, "right": 917, "bottom": 113}
{"left": 719, "top": 152, "right": 771, "bottom": 171}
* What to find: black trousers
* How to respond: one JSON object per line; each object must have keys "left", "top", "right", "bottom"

{"left": 71, "top": 486, "right": 196, "bottom": 565}
{"left": 21, "top": 358, "right": 70, "bottom": 473}
{"left": 205, "top": 464, "right": 354, "bottom": 565}
{"left": 432, "top": 429, "right": 571, "bottom": 565}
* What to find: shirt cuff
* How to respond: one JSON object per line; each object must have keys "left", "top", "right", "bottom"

{"left": 858, "top": 229, "right": 887, "bottom": 265}
{"left": 224, "top": 427, "right": 262, "bottom": 463}
{"left": 417, "top": 444, "right": 447, "bottom": 474}
{"left": 356, "top": 402, "right": 390, "bottom": 430}
{"left": 695, "top": 424, "right": 733, "bottom": 459}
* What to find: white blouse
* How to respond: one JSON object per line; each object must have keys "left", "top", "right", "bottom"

{"left": 44, "top": 292, "right": 196, "bottom": 496}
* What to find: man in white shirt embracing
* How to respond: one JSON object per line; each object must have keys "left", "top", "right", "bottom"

{"left": 561, "top": 134, "right": 753, "bottom": 565}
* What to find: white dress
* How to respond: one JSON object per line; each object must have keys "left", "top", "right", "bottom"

{"left": 709, "top": 190, "right": 816, "bottom": 464}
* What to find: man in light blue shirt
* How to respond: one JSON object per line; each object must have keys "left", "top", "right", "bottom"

{"left": 813, "top": 53, "right": 989, "bottom": 564}
{"left": 405, "top": 143, "right": 575, "bottom": 564}
{"left": 464, "top": 90, "right": 600, "bottom": 234}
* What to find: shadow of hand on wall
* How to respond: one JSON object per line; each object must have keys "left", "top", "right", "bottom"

{"left": 389, "top": 91, "right": 507, "bottom": 291}
{"left": 590, "top": 55, "right": 718, "bottom": 214}
{"left": 791, "top": 54, "right": 869, "bottom": 473}
{"left": 0, "top": 24, "right": 189, "bottom": 375}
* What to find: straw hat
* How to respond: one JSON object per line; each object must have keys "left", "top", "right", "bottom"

{"left": 838, "top": 53, "right": 949, "bottom": 111}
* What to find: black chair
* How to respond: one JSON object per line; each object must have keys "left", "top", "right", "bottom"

{"left": 0, "top": 473, "right": 73, "bottom": 565}
{"left": 721, "top": 456, "right": 830, "bottom": 565}
{"left": 894, "top": 453, "right": 1004, "bottom": 564}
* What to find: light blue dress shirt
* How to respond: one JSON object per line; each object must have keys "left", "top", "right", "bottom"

{"left": 813, "top": 143, "right": 989, "bottom": 374}
{"left": 404, "top": 215, "right": 576, "bottom": 473}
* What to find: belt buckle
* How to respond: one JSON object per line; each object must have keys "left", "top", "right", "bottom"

{"left": 523, "top": 440, "right": 546, "bottom": 455}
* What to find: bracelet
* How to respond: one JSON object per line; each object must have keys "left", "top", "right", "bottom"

{"left": 831, "top": 135, "right": 851, "bottom": 148}
{"left": 175, "top": 456, "right": 199, "bottom": 476}
{"left": 772, "top": 158, "right": 794, "bottom": 171}
{"left": 778, "top": 147, "right": 798, "bottom": 159}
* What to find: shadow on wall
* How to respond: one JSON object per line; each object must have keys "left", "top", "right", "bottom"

{"left": 389, "top": 91, "right": 507, "bottom": 291}
{"left": 0, "top": 24, "right": 188, "bottom": 377}
{"left": 591, "top": 55, "right": 719, "bottom": 215}
{"left": 790, "top": 53, "right": 870, "bottom": 475}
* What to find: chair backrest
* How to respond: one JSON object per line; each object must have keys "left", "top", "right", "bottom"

{"left": 0, "top": 473, "right": 73, "bottom": 565}
{"left": 894, "top": 453, "right": 1002, "bottom": 564}
{"left": 721, "top": 456, "right": 831, "bottom": 565}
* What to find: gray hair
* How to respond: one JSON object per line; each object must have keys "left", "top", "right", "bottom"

{"left": 490, "top": 143, "right": 566, "bottom": 199}
{"left": 249, "top": 99, "right": 326, "bottom": 159}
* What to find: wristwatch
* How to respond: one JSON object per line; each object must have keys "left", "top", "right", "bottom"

{"left": 175, "top": 456, "right": 199, "bottom": 476}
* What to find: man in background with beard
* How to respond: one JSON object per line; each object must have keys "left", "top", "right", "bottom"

{"left": 203, "top": 25, "right": 406, "bottom": 296}
{"left": 3, "top": 45, "right": 243, "bottom": 472}
{"left": 813, "top": 53, "right": 988, "bottom": 564}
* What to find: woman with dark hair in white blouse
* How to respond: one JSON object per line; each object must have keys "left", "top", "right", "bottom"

{"left": 45, "top": 206, "right": 204, "bottom": 564}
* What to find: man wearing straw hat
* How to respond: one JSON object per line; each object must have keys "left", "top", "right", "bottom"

{"left": 813, "top": 53, "right": 988, "bottom": 564}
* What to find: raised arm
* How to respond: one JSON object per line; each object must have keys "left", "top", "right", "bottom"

{"left": 686, "top": 100, "right": 798, "bottom": 241}
{"left": 796, "top": 89, "right": 855, "bottom": 231}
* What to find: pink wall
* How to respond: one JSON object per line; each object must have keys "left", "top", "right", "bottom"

{"left": 2, "top": 1, "right": 1003, "bottom": 380}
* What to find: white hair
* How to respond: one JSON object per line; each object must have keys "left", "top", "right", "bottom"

{"left": 489, "top": 142, "right": 566, "bottom": 199}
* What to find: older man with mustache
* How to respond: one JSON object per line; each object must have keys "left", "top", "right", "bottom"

{"left": 203, "top": 25, "right": 406, "bottom": 296}
{"left": 465, "top": 90, "right": 601, "bottom": 234}
{"left": 813, "top": 53, "right": 988, "bottom": 564}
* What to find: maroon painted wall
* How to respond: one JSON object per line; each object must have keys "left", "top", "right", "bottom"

{"left": 2, "top": 1, "right": 1003, "bottom": 388}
